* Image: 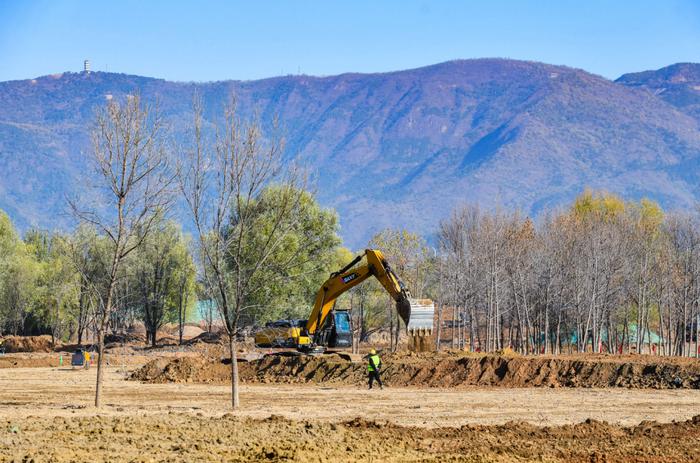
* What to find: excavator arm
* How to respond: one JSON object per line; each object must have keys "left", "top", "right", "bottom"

{"left": 304, "top": 249, "right": 433, "bottom": 341}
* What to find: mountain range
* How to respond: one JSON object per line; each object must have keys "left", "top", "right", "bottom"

{"left": 1, "top": 59, "right": 700, "bottom": 248}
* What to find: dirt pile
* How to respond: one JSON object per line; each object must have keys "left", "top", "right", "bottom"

{"left": 0, "top": 335, "right": 55, "bottom": 353}
{"left": 104, "top": 333, "right": 145, "bottom": 345}
{"left": 185, "top": 331, "right": 223, "bottom": 345}
{"left": 131, "top": 352, "right": 700, "bottom": 389}
{"left": 131, "top": 356, "right": 230, "bottom": 383}
{"left": 1, "top": 413, "right": 699, "bottom": 462}
{"left": 180, "top": 325, "right": 204, "bottom": 338}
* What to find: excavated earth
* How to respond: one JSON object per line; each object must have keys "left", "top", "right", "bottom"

{"left": 3, "top": 354, "right": 700, "bottom": 462}
{"left": 131, "top": 351, "right": 700, "bottom": 389}
{"left": 0, "top": 335, "right": 55, "bottom": 353}
{"left": 2, "top": 413, "right": 699, "bottom": 462}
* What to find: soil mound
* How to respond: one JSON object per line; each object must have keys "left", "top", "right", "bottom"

{"left": 131, "top": 356, "right": 231, "bottom": 383}
{"left": 184, "top": 331, "right": 222, "bottom": 345}
{"left": 104, "top": 333, "right": 145, "bottom": 345}
{"left": 0, "top": 335, "right": 55, "bottom": 353}
{"left": 181, "top": 325, "right": 204, "bottom": 339}
{"left": 131, "top": 352, "right": 700, "bottom": 389}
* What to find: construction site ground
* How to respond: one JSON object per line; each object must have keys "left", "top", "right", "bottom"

{"left": 2, "top": 352, "right": 700, "bottom": 462}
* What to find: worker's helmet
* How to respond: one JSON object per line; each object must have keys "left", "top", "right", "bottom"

{"left": 370, "top": 348, "right": 376, "bottom": 355}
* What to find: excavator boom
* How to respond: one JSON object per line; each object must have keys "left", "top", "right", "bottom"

{"left": 305, "top": 249, "right": 434, "bottom": 344}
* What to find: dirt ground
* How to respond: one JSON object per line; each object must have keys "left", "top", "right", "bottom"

{"left": 3, "top": 366, "right": 700, "bottom": 425}
{"left": 2, "top": 366, "right": 700, "bottom": 462}
{"left": 2, "top": 412, "right": 699, "bottom": 463}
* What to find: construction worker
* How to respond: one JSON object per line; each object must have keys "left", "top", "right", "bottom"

{"left": 366, "top": 348, "right": 383, "bottom": 390}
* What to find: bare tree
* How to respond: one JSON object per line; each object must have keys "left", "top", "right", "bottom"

{"left": 69, "top": 95, "right": 174, "bottom": 407}
{"left": 178, "top": 96, "right": 305, "bottom": 409}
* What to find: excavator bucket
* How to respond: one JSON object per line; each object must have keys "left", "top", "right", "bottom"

{"left": 397, "top": 297, "right": 435, "bottom": 334}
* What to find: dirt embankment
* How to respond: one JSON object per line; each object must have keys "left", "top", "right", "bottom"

{"left": 0, "top": 335, "right": 55, "bottom": 353}
{"left": 0, "top": 332, "right": 230, "bottom": 369}
{"left": 131, "top": 352, "right": 700, "bottom": 389}
{"left": 0, "top": 352, "right": 159, "bottom": 369}
{"left": 1, "top": 412, "right": 699, "bottom": 462}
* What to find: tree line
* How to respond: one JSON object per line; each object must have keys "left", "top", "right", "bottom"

{"left": 0, "top": 185, "right": 345, "bottom": 348}
{"left": 436, "top": 192, "right": 700, "bottom": 357}
{"left": 0, "top": 212, "right": 198, "bottom": 347}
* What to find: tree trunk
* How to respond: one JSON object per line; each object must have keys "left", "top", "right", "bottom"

{"left": 177, "top": 278, "right": 188, "bottom": 346}
{"left": 694, "top": 312, "right": 699, "bottom": 358}
{"left": 94, "top": 327, "right": 105, "bottom": 408}
{"left": 229, "top": 334, "right": 240, "bottom": 409}
{"left": 178, "top": 296, "right": 184, "bottom": 346}
{"left": 451, "top": 304, "right": 457, "bottom": 349}
{"left": 435, "top": 302, "right": 442, "bottom": 351}
{"left": 544, "top": 304, "right": 550, "bottom": 355}
{"left": 94, "top": 247, "right": 121, "bottom": 409}
{"left": 555, "top": 310, "right": 562, "bottom": 355}
{"left": 50, "top": 300, "right": 57, "bottom": 348}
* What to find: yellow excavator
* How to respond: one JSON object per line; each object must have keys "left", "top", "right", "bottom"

{"left": 255, "top": 249, "right": 434, "bottom": 353}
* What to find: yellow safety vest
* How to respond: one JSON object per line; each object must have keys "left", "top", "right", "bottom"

{"left": 367, "top": 354, "right": 381, "bottom": 372}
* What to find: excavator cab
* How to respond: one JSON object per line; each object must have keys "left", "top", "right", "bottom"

{"left": 308, "top": 310, "right": 352, "bottom": 349}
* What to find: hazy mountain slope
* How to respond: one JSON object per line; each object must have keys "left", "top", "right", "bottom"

{"left": 617, "top": 63, "right": 700, "bottom": 121}
{"left": 1, "top": 59, "right": 700, "bottom": 247}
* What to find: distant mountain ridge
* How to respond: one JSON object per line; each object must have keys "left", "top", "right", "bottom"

{"left": 1, "top": 59, "right": 700, "bottom": 247}
{"left": 617, "top": 63, "right": 700, "bottom": 121}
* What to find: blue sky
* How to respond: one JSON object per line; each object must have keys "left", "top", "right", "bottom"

{"left": 1, "top": 0, "right": 699, "bottom": 82}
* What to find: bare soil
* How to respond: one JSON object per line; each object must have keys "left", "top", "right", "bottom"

{"left": 0, "top": 335, "right": 54, "bottom": 353}
{"left": 2, "top": 367, "right": 700, "bottom": 461}
{"left": 0, "top": 352, "right": 157, "bottom": 369}
{"left": 3, "top": 367, "right": 700, "bottom": 426}
{"left": 0, "top": 335, "right": 227, "bottom": 369}
{"left": 132, "top": 351, "right": 700, "bottom": 389}
{"left": 2, "top": 353, "right": 700, "bottom": 461}
{"left": 2, "top": 412, "right": 699, "bottom": 462}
